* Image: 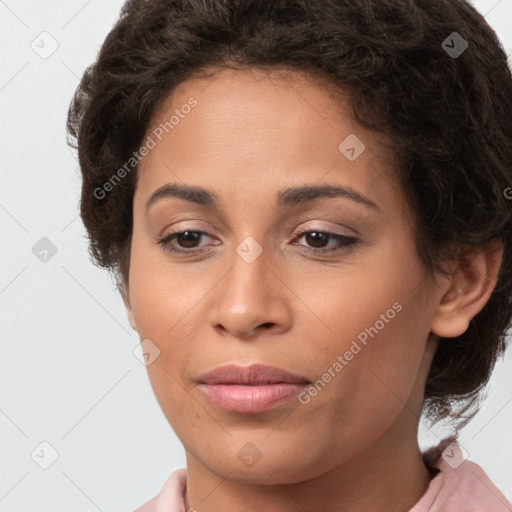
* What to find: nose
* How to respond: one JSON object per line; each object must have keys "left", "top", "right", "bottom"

{"left": 207, "top": 240, "right": 292, "bottom": 340}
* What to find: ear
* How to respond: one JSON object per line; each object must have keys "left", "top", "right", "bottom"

{"left": 431, "top": 238, "right": 503, "bottom": 338}
{"left": 120, "top": 281, "right": 137, "bottom": 332}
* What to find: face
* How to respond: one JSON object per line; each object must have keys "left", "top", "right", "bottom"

{"left": 125, "top": 67, "right": 441, "bottom": 483}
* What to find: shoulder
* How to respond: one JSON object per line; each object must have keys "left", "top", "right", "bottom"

{"left": 412, "top": 437, "right": 511, "bottom": 512}
{"left": 133, "top": 469, "right": 187, "bottom": 512}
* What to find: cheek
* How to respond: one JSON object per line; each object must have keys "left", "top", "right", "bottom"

{"left": 303, "top": 257, "right": 431, "bottom": 420}
{"left": 294, "top": 306, "right": 429, "bottom": 469}
{"left": 128, "top": 239, "right": 219, "bottom": 406}
{"left": 128, "top": 231, "right": 207, "bottom": 336}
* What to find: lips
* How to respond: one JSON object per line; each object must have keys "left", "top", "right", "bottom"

{"left": 196, "top": 363, "right": 310, "bottom": 385}
{"left": 196, "top": 363, "right": 311, "bottom": 413}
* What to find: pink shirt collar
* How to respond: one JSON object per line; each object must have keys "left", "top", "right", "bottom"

{"left": 135, "top": 438, "right": 511, "bottom": 512}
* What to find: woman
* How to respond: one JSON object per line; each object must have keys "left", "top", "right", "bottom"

{"left": 67, "top": 0, "right": 512, "bottom": 510}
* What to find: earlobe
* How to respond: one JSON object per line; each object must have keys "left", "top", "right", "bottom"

{"left": 430, "top": 238, "right": 503, "bottom": 339}
{"left": 126, "top": 305, "right": 137, "bottom": 331}
{"left": 120, "top": 283, "right": 137, "bottom": 331}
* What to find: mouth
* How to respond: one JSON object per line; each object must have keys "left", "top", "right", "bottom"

{"left": 196, "top": 363, "right": 310, "bottom": 414}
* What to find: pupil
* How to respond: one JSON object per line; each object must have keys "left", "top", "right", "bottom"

{"left": 307, "top": 232, "right": 327, "bottom": 248}
{"left": 178, "top": 231, "right": 200, "bottom": 248}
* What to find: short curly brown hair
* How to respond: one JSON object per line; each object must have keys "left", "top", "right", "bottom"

{"left": 67, "top": 0, "right": 512, "bottom": 431}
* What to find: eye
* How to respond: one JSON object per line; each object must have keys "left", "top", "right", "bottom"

{"left": 157, "top": 230, "right": 216, "bottom": 255}
{"left": 291, "top": 229, "right": 358, "bottom": 254}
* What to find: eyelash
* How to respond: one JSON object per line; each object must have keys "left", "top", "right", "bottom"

{"left": 156, "top": 227, "right": 358, "bottom": 256}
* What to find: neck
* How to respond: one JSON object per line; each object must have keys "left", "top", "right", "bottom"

{"left": 184, "top": 415, "right": 433, "bottom": 512}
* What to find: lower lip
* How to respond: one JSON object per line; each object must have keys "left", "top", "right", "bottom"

{"left": 198, "top": 383, "right": 308, "bottom": 413}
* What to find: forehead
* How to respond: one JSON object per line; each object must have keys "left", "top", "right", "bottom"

{"left": 135, "top": 66, "right": 401, "bottom": 208}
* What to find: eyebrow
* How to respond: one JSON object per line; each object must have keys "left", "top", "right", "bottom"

{"left": 145, "top": 183, "right": 382, "bottom": 213}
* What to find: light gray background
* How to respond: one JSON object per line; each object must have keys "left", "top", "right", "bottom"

{"left": 0, "top": 0, "right": 511, "bottom": 510}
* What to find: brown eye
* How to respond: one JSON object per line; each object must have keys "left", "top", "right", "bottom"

{"left": 293, "top": 230, "right": 358, "bottom": 253}
{"left": 174, "top": 231, "right": 202, "bottom": 248}
{"left": 157, "top": 230, "right": 215, "bottom": 254}
{"left": 302, "top": 232, "right": 330, "bottom": 248}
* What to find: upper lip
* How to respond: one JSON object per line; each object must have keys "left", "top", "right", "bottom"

{"left": 197, "top": 363, "right": 310, "bottom": 385}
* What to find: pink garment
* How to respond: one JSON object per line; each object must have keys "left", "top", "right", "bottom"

{"left": 134, "top": 438, "right": 511, "bottom": 512}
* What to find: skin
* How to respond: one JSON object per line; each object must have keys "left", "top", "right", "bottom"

{"left": 123, "top": 67, "right": 503, "bottom": 512}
